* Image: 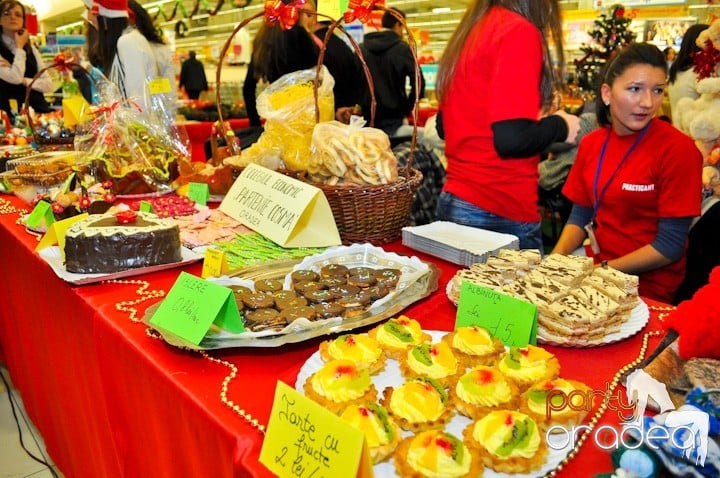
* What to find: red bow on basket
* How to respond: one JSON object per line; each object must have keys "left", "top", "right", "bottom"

{"left": 343, "top": 0, "right": 377, "bottom": 24}
{"left": 53, "top": 53, "right": 71, "bottom": 72}
{"left": 264, "top": 0, "right": 306, "bottom": 30}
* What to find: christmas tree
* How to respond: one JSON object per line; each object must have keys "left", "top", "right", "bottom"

{"left": 574, "top": 4, "right": 636, "bottom": 92}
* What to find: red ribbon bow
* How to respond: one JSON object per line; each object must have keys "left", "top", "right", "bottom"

{"left": 264, "top": 0, "right": 306, "bottom": 30}
{"left": 343, "top": 0, "right": 377, "bottom": 24}
{"left": 53, "top": 53, "right": 70, "bottom": 72}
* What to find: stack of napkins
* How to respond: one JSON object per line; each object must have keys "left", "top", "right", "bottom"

{"left": 402, "top": 221, "right": 519, "bottom": 266}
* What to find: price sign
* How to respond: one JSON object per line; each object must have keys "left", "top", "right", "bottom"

{"left": 455, "top": 282, "right": 537, "bottom": 347}
{"left": 259, "top": 381, "right": 373, "bottom": 478}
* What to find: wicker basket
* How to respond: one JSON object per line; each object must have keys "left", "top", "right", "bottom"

{"left": 215, "top": 3, "right": 424, "bottom": 245}
{"left": 23, "top": 59, "right": 87, "bottom": 150}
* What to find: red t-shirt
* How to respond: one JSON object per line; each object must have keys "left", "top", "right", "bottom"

{"left": 562, "top": 119, "right": 703, "bottom": 302}
{"left": 442, "top": 6, "right": 544, "bottom": 223}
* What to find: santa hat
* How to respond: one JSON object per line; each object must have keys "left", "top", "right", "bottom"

{"left": 82, "top": 0, "right": 129, "bottom": 19}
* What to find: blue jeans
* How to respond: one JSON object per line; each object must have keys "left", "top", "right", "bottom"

{"left": 435, "top": 192, "right": 543, "bottom": 250}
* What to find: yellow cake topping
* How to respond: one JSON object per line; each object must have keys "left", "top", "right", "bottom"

{"left": 452, "top": 326, "right": 497, "bottom": 356}
{"left": 375, "top": 316, "right": 426, "bottom": 350}
{"left": 526, "top": 379, "right": 581, "bottom": 418}
{"left": 327, "top": 334, "right": 382, "bottom": 367}
{"left": 311, "top": 359, "right": 372, "bottom": 402}
{"left": 456, "top": 366, "right": 512, "bottom": 406}
{"left": 407, "top": 342, "right": 458, "bottom": 379}
{"left": 472, "top": 410, "right": 541, "bottom": 459}
{"left": 340, "top": 403, "right": 396, "bottom": 447}
{"left": 406, "top": 430, "right": 472, "bottom": 478}
{"left": 390, "top": 378, "right": 447, "bottom": 422}
{"left": 498, "top": 345, "right": 556, "bottom": 382}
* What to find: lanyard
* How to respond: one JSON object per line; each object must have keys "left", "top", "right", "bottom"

{"left": 591, "top": 123, "right": 651, "bottom": 222}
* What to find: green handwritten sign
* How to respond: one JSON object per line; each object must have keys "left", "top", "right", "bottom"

{"left": 25, "top": 200, "right": 55, "bottom": 229}
{"left": 188, "top": 182, "right": 210, "bottom": 206}
{"left": 149, "top": 271, "right": 244, "bottom": 345}
{"left": 260, "top": 381, "right": 372, "bottom": 478}
{"left": 139, "top": 200, "right": 154, "bottom": 213}
{"left": 455, "top": 282, "right": 537, "bottom": 347}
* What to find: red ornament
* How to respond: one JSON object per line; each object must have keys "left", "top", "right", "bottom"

{"left": 78, "top": 196, "right": 92, "bottom": 209}
{"left": 53, "top": 53, "right": 69, "bottom": 72}
{"left": 115, "top": 210, "right": 138, "bottom": 224}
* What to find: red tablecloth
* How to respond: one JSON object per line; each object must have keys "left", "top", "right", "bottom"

{"left": 181, "top": 118, "right": 250, "bottom": 162}
{"left": 0, "top": 193, "right": 668, "bottom": 478}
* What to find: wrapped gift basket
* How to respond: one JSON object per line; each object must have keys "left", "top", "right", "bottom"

{"left": 214, "top": 0, "right": 423, "bottom": 244}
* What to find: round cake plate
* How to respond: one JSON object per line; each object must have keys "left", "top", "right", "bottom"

{"left": 295, "top": 330, "right": 576, "bottom": 478}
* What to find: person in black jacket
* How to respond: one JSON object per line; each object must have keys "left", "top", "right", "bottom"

{"left": 360, "top": 7, "right": 424, "bottom": 136}
{"left": 179, "top": 51, "right": 207, "bottom": 100}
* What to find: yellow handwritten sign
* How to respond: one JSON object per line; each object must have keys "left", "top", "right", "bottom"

{"left": 201, "top": 247, "right": 229, "bottom": 278}
{"left": 260, "top": 381, "right": 372, "bottom": 478}
{"left": 148, "top": 78, "right": 172, "bottom": 95}
{"left": 219, "top": 163, "right": 341, "bottom": 248}
{"left": 317, "top": 0, "right": 348, "bottom": 20}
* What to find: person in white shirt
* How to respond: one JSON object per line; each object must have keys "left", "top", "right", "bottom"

{"left": 0, "top": 0, "right": 54, "bottom": 118}
{"left": 668, "top": 24, "right": 709, "bottom": 131}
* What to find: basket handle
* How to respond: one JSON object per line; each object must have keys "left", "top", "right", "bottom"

{"left": 314, "top": 4, "right": 421, "bottom": 171}
{"left": 23, "top": 57, "right": 90, "bottom": 136}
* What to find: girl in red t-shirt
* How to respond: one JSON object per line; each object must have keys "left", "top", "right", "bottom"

{"left": 554, "top": 43, "right": 702, "bottom": 303}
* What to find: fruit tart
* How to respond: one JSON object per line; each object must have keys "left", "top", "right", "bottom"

{"left": 319, "top": 333, "right": 386, "bottom": 375}
{"left": 380, "top": 377, "right": 454, "bottom": 432}
{"left": 393, "top": 429, "right": 483, "bottom": 478}
{"left": 497, "top": 344, "right": 560, "bottom": 391}
{"left": 520, "top": 378, "right": 591, "bottom": 432}
{"left": 340, "top": 402, "right": 402, "bottom": 464}
{"left": 399, "top": 341, "right": 461, "bottom": 387}
{"left": 368, "top": 315, "right": 431, "bottom": 360}
{"left": 442, "top": 325, "right": 506, "bottom": 368}
{"left": 452, "top": 366, "right": 519, "bottom": 420}
{"left": 463, "top": 409, "right": 548, "bottom": 473}
{"left": 303, "top": 359, "right": 377, "bottom": 414}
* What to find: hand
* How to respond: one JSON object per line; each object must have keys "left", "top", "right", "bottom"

{"left": 335, "top": 106, "right": 353, "bottom": 124}
{"left": 14, "top": 29, "right": 29, "bottom": 49}
{"left": 553, "top": 109, "right": 581, "bottom": 145}
{"left": 0, "top": 58, "right": 9, "bottom": 67}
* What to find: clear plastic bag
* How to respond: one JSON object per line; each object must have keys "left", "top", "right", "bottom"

{"left": 232, "top": 66, "right": 335, "bottom": 172}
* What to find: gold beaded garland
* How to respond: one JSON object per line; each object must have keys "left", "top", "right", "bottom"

{"left": 0, "top": 197, "right": 27, "bottom": 216}
{"left": 107, "top": 279, "right": 166, "bottom": 322}
{"left": 648, "top": 304, "right": 676, "bottom": 322}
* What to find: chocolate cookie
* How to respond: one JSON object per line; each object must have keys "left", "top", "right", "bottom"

{"left": 294, "top": 280, "right": 325, "bottom": 295}
{"left": 275, "top": 295, "right": 309, "bottom": 310}
{"left": 347, "top": 271, "right": 377, "bottom": 288}
{"left": 279, "top": 305, "right": 317, "bottom": 323}
{"left": 311, "top": 302, "right": 345, "bottom": 319}
{"left": 318, "top": 276, "right": 347, "bottom": 288}
{"left": 241, "top": 292, "right": 275, "bottom": 310}
{"left": 291, "top": 269, "right": 319, "bottom": 284}
{"left": 376, "top": 268, "right": 401, "bottom": 287}
{"left": 365, "top": 283, "right": 391, "bottom": 301}
{"left": 229, "top": 284, "right": 253, "bottom": 296}
{"left": 245, "top": 308, "right": 286, "bottom": 332}
{"left": 304, "top": 288, "right": 335, "bottom": 304}
{"left": 320, "top": 264, "right": 349, "bottom": 279}
{"left": 272, "top": 290, "right": 299, "bottom": 301}
{"left": 254, "top": 279, "right": 284, "bottom": 294}
{"left": 328, "top": 284, "right": 361, "bottom": 300}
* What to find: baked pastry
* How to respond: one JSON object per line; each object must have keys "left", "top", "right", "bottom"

{"left": 319, "top": 333, "right": 386, "bottom": 374}
{"left": 368, "top": 315, "right": 431, "bottom": 359}
{"left": 497, "top": 345, "right": 560, "bottom": 390}
{"left": 520, "top": 378, "right": 591, "bottom": 431}
{"left": 311, "top": 302, "right": 345, "bottom": 319}
{"left": 340, "top": 403, "right": 402, "bottom": 464}
{"left": 381, "top": 377, "right": 454, "bottom": 432}
{"left": 63, "top": 211, "right": 182, "bottom": 274}
{"left": 320, "top": 263, "right": 349, "bottom": 279}
{"left": 453, "top": 366, "right": 519, "bottom": 420}
{"left": 291, "top": 269, "right": 319, "bottom": 284}
{"left": 399, "top": 341, "right": 461, "bottom": 387}
{"left": 244, "top": 308, "right": 286, "bottom": 332}
{"left": 463, "top": 409, "right": 547, "bottom": 473}
{"left": 254, "top": 279, "right": 284, "bottom": 294}
{"left": 442, "top": 325, "right": 505, "bottom": 367}
{"left": 303, "top": 359, "right": 377, "bottom": 414}
{"left": 393, "top": 429, "right": 483, "bottom": 478}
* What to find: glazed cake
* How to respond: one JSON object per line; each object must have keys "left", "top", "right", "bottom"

{"left": 453, "top": 366, "right": 519, "bottom": 420}
{"left": 399, "top": 341, "right": 461, "bottom": 386}
{"left": 380, "top": 377, "right": 454, "bottom": 432}
{"left": 442, "top": 325, "right": 506, "bottom": 367}
{"left": 393, "top": 429, "right": 483, "bottom": 478}
{"left": 340, "top": 403, "right": 402, "bottom": 464}
{"left": 319, "top": 333, "right": 386, "bottom": 375}
{"left": 64, "top": 211, "right": 182, "bottom": 274}
{"left": 497, "top": 345, "right": 560, "bottom": 390}
{"left": 303, "top": 359, "right": 377, "bottom": 414}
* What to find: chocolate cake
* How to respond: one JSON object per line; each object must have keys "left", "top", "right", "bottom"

{"left": 64, "top": 211, "right": 182, "bottom": 274}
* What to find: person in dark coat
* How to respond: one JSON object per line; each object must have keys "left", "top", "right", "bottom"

{"left": 179, "top": 51, "right": 208, "bottom": 100}
{"left": 360, "top": 7, "right": 424, "bottom": 136}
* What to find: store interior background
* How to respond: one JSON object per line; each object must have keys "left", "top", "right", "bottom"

{"left": 22, "top": 0, "right": 720, "bottom": 105}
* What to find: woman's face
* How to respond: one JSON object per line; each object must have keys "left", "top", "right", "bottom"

{"left": 601, "top": 63, "right": 666, "bottom": 136}
{"left": 1, "top": 3, "right": 24, "bottom": 34}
